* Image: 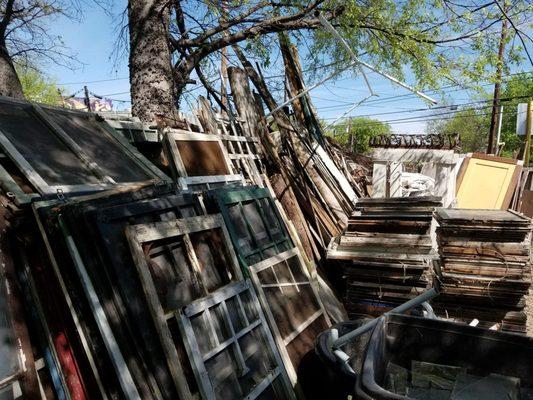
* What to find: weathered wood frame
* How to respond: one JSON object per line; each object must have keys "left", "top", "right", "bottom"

{"left": 163, "top": 130, "right": 243, "bottom": 190}
{"left": 178, "top": 280, "right": 295, "bottom": 400}
{"left": 58, "top": 216, "right": 141, "bottom": 400}
{"left": 0, "top": 96, "right": 168, "bottom": 203}
{"left": 32, "top": 201, "right": 110, "bottom": 399}
{"left": 209, "top": 186, "right": 293, "bottom": 268}
{"left": 211, "top": 111, "right": 265, "bottom": 187}
{"left": 247, "top": 247, "right": 331, "bottom": 385}
{"left": 220, "top": 134, "right": 265, "bottom": 186}
{"left": 0, "top": 246, "right": 27, "bottom": 393}
{"left": 125, "top": 214, "right": 244, "bottom": 399}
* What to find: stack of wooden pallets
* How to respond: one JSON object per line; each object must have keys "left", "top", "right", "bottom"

{"left": 434, "top": 209, "right": 532, "bottom": 333}
{"left": 328, "top": 196, "right": 442, "bottom": 318}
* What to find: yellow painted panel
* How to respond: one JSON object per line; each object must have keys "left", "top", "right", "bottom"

{"left": 456, "top": 158, "right": 516, "bottom": 209}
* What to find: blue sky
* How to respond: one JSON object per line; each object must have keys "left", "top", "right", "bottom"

{"left": 46, "top": 4, "right": 532, "bottom": 134}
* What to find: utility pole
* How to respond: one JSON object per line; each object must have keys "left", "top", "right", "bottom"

{"left": 83, "top": 85, "right": 92, "bottom": 112}
{"left": 495, "top": 105, "right": 504, "bottom": 154}
{"left": 524, "top": 101, "right": 532, "bottom": 166}
{"left": 487, "top": 1, "right": 509, "bottom": 154}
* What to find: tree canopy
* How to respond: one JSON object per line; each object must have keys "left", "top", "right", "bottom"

{"left": 325, "top": 117, "right": 391, "bottom": 154}
{"left": 125, "top": 0, "right": 532, "bottom": 122}
{"left": 17, "top": 66, "right": 63, "bottom": 104}
{"left": 428, "top": 74, "right": 533, "bottom": 156}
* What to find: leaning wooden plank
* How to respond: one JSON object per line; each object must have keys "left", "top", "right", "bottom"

{"left": 312, "top": 143, "right": 358, "bottom": 206}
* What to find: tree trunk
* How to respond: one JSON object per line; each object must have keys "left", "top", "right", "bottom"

{"left": 0, "top": 40, "right": 24, "bottom": 99}
{"left": 128, "top": 0, "right": 176, "bottom": 124}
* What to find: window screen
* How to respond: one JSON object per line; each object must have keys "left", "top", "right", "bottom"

{"left": 44, "top": 109, "right": 152, "bottom": 182}
{"left": 176, "top": 140, "right": 230, "bottom": 176}
{"left": 0, "top": 101, "right": 100, "bottom": 185}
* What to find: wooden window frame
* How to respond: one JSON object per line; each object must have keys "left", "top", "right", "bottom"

{"left": 0, "top": 96, "right": 168, "bottom": 202}
{"left": 34, "top": 190, "right": 204, "bottom": 400}
{"left": 178, "top": 280, "right": 295, "bottom": 400}
{"left": 164, "top": 130, "right": 243, "bottom": 190}
{"left": 0, "top": 266, "right": 26, "bottom": 393}
{"left": 248, "top": 247, "right": 331, "bottom": 385}
{"left": 125, "top": 214, "right": 244, "bottom": 399}
{"left": 32, "top": 200, "right": 112, "bottom": 399}
{"left": 209, "top": 186, "right": 293, "bottom": 268}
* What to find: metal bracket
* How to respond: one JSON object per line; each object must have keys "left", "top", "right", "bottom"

{"left": 56, "top": 189, "right": 65, "bottom": 202}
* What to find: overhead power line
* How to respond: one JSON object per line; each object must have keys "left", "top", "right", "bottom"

{"left": 318, "top": 71, "right": 531, "bottom": 110}
{"left": 59, "top": 77, "right": 129, "bottom": 85}
{"left": 324, "top": 94, "right": 532, "bottom": 126}
{"left": 351, "top": 108, "right": 529, "bottom": 127}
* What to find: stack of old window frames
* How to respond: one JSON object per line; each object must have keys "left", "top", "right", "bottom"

{"left": 206, "top": 186, "right": 331, "bottom": 387}
{"left": 0, "top": 96, "right": 167, "bottom": 205}
{"left": 0, "top": 97, "right": 172, "bottom": 399}
{"left": 30, "top": 185, "right": 296, "bottom": 399}
{"left": 0, "top": 97, "right": 298, "bottom": 399}
{"left": 0, "top": 96, "right": 333, "bottom": 399}
{"left": 31, "top": 186, "right": 195, "bottom": 399}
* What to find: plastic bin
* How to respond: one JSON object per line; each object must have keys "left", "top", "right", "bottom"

{"left": 356, "top": 313, "right": 533, "bottom": 399}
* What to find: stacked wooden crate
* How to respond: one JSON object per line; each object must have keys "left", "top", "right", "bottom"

{"left": 328, "top": 196, "right": 442, "bottom": 318}
{"left": 434, "top": 209, "right": 532, "bottom": 333}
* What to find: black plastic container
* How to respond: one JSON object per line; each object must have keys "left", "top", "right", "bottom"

{"left": 308, "top": 319, "right": 372, "bottom": 400}
{"left": 356, "top": 313, "right": 533, "bottom": 399}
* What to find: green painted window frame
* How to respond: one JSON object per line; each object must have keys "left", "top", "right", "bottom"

{"left": 208, "top": 186, "right": 293, "bottom": 270}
